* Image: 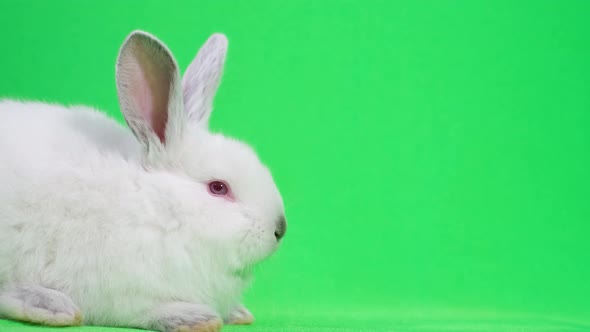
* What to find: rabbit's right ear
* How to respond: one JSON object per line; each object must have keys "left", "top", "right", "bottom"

{"left": 116, "top": 30, "right": 185, "bottom": 154}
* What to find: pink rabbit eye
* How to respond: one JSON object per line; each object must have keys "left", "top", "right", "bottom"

{"left": 208, "top": 180, "right": 229, "bottom": 196}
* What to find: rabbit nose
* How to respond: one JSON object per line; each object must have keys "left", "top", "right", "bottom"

{"left": 274, "top": 215, "right": 287, "bottom": 241}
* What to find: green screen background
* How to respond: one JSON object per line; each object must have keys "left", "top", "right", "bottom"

{"left": 1, "top": 1, "right": 589, "bottom": 331}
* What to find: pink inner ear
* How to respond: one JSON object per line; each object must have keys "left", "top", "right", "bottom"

{"left": 127, "top": 41, "right": 172, "bottom": 144}
{"left": 132, "top": 64, "right": 168, "bottom": 143}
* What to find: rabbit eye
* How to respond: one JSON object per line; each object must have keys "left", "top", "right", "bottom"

{"left": 208, "top": 180, "right": 229, "bottom": 196}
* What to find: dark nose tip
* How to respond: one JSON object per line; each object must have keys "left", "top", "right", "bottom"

{"left": 274, "top": 215, "right": 287, "bottom": 241}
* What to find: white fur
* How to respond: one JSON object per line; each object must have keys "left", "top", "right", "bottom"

{"left": 0, "top": 31, "right": 284, "bottom": 331}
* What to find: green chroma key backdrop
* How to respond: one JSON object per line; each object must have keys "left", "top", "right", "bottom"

{"left": 1, "top": 1, "right": 589, "bottom": 331}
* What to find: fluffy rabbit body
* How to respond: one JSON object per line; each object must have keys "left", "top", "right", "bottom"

{"left": 0, "top": 31, "right": 286, "bottom": 332}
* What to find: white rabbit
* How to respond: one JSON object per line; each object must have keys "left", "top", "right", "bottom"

{"left": 0, "top": 30, "right": 286, "bottom": 332}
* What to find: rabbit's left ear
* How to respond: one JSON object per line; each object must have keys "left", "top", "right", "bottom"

{"left": 116, "top": 30, "right": 185, "bottom": 152}
{"left": 182, "top": 33, "right": 228, "bottom": 127}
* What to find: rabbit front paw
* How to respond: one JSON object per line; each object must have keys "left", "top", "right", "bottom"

{"left": 147, "top": 302, "right": 222, "bottom": 332}
{"left": 0, "top": 284, "right": 82, "bottom": 326}
{"left": 224, "top": 304, "right": 254, "bottom": 325}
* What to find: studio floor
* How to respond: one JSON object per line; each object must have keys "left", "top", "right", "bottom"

{"left": 2, "top": 308, "right": 589, "bottom": 332}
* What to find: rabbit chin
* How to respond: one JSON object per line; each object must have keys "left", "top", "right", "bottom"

{"left": 217, "top": 224, "right": 282, "bottom": 271}
{"left": 178, "top": 208, "right": 281, "bottom": 273}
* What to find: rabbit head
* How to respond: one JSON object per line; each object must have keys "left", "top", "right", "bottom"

{"left": 115, "top": 31, "right": 286, "bottom": 271}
